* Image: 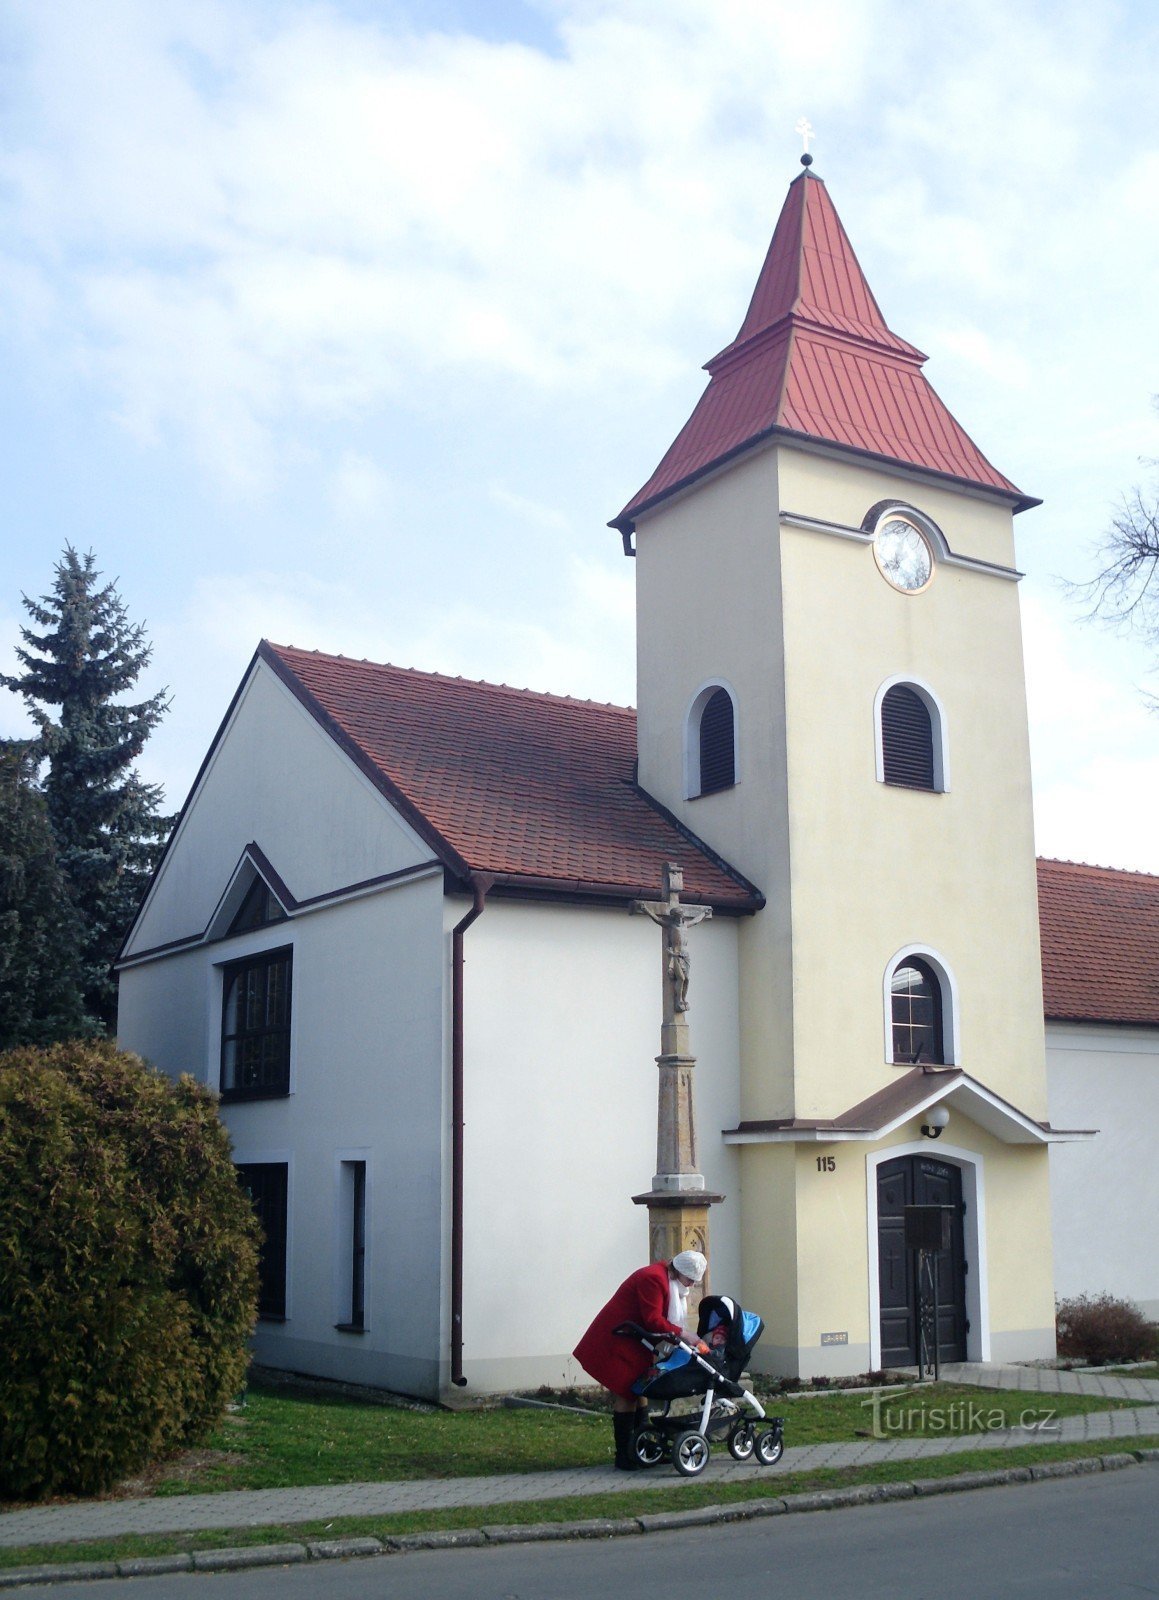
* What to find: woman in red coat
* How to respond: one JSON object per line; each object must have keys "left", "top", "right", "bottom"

{"left": 574, "top": 1251, "right": 707, "bottom": 1470}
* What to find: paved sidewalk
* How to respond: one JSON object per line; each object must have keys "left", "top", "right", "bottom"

{"left": 2, "top": 1367, "right": 1156, "bottom": 1550}
{"left": 939, "top": 1363, "right": 1159, "bottom": 1402}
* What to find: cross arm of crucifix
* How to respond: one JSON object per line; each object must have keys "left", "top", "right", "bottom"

{"left": 630, "top": 900, "right": 713, "bottom": 930}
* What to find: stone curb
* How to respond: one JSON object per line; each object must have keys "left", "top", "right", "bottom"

{"left": 384, "top": 1529, "right": 486, "bottom": 1551}
{"left": 305, "top": 1537, "right": 384, "bottom": 1559}
{"left": 191, "top": 1543, "right": 307, "bottom": 1571}
{"left": 0, "top": 1562, "right": 119, "bottom": 1589}
{"left": 481, "top": 1517, "right": 639, "bottom": 1544}
{"left": 1, "top": 1451, "right": 1155, "bottom": 1588}
{"left": 914, "top": 1468, "right": 1033, "bottom": 1496}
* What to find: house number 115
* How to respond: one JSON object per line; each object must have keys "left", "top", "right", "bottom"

{"left": 816, "top": 1155, "right": 835, "bottom": 1172}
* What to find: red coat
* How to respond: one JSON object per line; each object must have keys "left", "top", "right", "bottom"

{"left": 573, "top": 1261, "right": 685, "bottom": 1400}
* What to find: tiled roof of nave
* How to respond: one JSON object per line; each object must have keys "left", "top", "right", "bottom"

{"left": 264, "top": 643, "right": 760, "bottom": 909}
{"left": 1038, "top": 857, "right": 1159, "bottom": 1027}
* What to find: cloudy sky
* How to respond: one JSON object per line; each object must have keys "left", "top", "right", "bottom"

{"left": 2, "top": 0, "right": 1157, "bottom": 871}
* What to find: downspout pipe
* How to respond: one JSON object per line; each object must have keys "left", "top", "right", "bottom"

{"left": 450, "top": 873, "right": 493, "bottom": 1387}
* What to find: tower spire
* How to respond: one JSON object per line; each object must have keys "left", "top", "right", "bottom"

{"left": 612, "top": 172, "right": 1036, "bottom": 534}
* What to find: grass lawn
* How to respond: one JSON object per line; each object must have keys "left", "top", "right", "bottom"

{"left": 130, "top": 1376, "right": 1146, "bottom": 1495}
{"left": 2, "top": 1434, "right": 1156, "bottom": 1574}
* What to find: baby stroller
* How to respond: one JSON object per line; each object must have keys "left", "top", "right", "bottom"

{"left": 614, "top": 1295, "right": 785, "bottom": 1477}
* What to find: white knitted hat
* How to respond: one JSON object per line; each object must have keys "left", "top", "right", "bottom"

{"left": 671, "top": 1250, "right": 707, "bottom": 1283}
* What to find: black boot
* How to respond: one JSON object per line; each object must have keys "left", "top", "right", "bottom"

{"left": 612, "top": 1411, "right": 638, "bottom": 1471}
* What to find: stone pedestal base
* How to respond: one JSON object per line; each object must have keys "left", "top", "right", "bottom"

{"left": 632, "top": 1189, "right": 725, "bottom": 1320}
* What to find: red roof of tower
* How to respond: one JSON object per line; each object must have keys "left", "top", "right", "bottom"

{"left": 614, "top": 170, "right": 1036, "bottom": 529}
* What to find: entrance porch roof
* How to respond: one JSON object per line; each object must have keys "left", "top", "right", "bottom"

{"left": 722, "top": 1065, "right": 1095, "bottom": 1146}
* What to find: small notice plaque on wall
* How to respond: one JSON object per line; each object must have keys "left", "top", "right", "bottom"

{"left": 820, "top": 1331, "right": 848, "bottom": 1346}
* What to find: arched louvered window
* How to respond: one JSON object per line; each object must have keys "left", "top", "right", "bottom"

{"left": 698, "top": 688, "right": 736, "bottom": 795}
{"left": 890, "top": 958, "right": 944, "bottom": 1065}
{"left": 881, "top": 684, "right": 934, "bottom": 790}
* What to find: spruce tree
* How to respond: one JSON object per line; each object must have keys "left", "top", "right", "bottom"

{"left": 1, "top": 549, "right": 170, "bottom": 1030}
{"left": 0, "top": 742, "right": 91, "bottom": 1047}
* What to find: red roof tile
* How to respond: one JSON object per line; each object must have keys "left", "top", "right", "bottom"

{"left": 1038, "top": 858, "right": 1159, "bottom": 1026}
{"left": 615, "top": 171, "right": 1034, "bottom": 527}
{"left": 262, "top": 643, "right": 761, "bottom": 911}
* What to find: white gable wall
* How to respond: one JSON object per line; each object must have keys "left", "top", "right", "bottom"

{"left": 124, "top": 659, "right": 434, "bottom": 957}
{"left": 454, "top": 896, "right": 743, "bottom": 1392}
{"left": 1047, "top": 1022, "right": 1159, "bottom": 1320}
{"left": 118, "top": 651, "right": 453, "bottom": 1397}
{"left": 121, "top": 871, "right": 448, "bottom": 1396}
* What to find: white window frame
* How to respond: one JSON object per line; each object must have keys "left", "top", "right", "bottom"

{"left": 333, "top": 1150, "right": 372, "bottom": 1334}
{"left": 873, "top": 674, "right": 950, "bottom": 793}
{"left": 209, "top": 930, "right": 298, "bottom": 1099}
{"left": 883, "top": 944, "right": 960, "bottom": 1066}
{"left": 684, "top": 677, "right": 740, "bottom": 799}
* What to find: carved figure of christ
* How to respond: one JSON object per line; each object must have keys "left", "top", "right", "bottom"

{"left": 632, "top": 862, "right": 712, "bottom": 1019}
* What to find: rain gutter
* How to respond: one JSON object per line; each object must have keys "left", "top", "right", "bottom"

{"left": 450, "top": 873, "right": 493, "bottom": 1387}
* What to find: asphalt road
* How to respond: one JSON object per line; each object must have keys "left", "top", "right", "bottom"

{"left": 30, "top": 1468, "right": 1159, "bottom": 1599}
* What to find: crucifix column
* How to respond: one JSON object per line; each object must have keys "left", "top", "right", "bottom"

{"left": 630, "top": 862, "right": 724, "bottom": 1306}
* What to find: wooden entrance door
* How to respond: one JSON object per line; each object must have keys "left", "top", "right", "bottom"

{"left": 877, "top": 1154, "right": 968, "bottom": 1368}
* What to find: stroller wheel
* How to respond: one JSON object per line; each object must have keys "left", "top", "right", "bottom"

{"left": 672, "top": 1429, "right": 710, "bottom": 1477}
{"left": 755, "top": 1426, "right": 784, "bottom": 1466}
{"left": 727, "top": 1421, "right": 755, "bottom": 1461}
{"left": 634, "top": 1426, "right": 666, "bottom": 1468}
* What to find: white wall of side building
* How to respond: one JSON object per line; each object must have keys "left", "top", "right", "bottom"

{"left": 120, "top": 872, "right": 449, "bottom": 1397}
{"left": 118, "top": 651, "right": 455, "bottom": 1398}
{"left": 1047, "top": 1022, "right": 1159, "bottom": 1320}
{"left": 453, "top": 895, "right": 744, "bottom": 1393}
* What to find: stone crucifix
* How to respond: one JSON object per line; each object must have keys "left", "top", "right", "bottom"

{"left": 632, "top": 862, "right": 712, "bottom": 1042}
{"left": 631, "top": 863, "right": 713, "bottom": 1196}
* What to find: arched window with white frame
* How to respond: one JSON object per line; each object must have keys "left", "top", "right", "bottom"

{"left": 883, "top": 947, "right": 959, "bottom": 1066}
{"left": 874, "top": 675, "right": 949, "bottom": 793}
{"left": 684, "top": 680, "right": 738, "bottom": 798}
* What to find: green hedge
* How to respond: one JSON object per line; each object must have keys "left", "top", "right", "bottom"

{"left": 0, "top": 1040, "right": 259, "bottom": 1500}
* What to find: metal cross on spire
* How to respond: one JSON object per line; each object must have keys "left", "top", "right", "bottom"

{"left": 795, "top": 116, "right": 815, "bottom": 168}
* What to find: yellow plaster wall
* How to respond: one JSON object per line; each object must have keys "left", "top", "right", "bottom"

{"left": 775, "top": 448, "right": 1048, "bottom": 1121}
{"left": 631, "top": 437, "right": 1054, "bottom": 1371}
{"left": 781, "top": 1116, "right": 1057, "bottom": 1376}
{"left": 980, "top": 1143, "right": 1056, "bottom": 1342}
{"left": 737, "top": 1142, "right": 799, "bottom": 1362}
{"left": 633, "top": 450, "right": 796, "bottom": 1117}
{"left": 777, "top": 447, "right": 1023, "bottom": 570}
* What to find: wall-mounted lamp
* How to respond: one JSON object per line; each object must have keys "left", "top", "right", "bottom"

{"left": 921, "top": 1105, "right": 950, "bottom": 1140}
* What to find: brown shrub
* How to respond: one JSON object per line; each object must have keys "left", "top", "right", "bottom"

{"left": 1055, "top": 1293, "right": 1158, "bottom": 1366}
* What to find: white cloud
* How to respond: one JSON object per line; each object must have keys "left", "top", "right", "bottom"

{"left": 0, "top": 0, "right": 884, "bottom": 486}
{"left": 139, "top": 549, "right": 637, "bottom": 800}
{"left": 2, "top": 0, "right": 1159, "bottom": 879}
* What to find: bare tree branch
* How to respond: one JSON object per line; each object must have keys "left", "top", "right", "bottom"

{"left": 1076, "top": 485, "right": 1159, "bottom": 636}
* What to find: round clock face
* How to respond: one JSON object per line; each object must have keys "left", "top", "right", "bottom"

{"left": 874, "top": 518, "right": 933, "bottom": 592}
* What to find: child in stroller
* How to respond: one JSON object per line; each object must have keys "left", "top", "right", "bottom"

{"left": 614, "top": 1294, "right": 785, "bottom": 1477}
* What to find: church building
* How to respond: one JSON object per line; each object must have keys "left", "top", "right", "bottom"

{"left": 116, "top": 162, "right": 1157, "bottom": 1400}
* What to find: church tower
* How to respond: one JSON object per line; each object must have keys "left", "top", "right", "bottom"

{"left": 616, "top": 162, "right": 1074, "bottom": 1376}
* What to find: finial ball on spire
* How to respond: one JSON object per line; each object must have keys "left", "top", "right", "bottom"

{"left": 801, "top": 152, "right": 813, "bottom": 167}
